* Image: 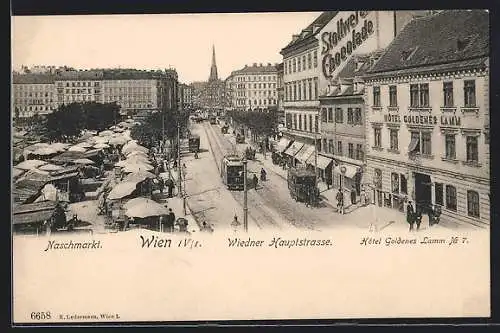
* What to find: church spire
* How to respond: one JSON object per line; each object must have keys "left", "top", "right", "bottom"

{"left": 209, "top": 44, "right": 218, "bottom": 81}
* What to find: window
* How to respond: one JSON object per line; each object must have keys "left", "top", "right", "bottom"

{"left": 293, "top": 114, "right": 297, "bottom": 129}
{"left": 374, "top": 169, "right": 382, "bottom": 189}
{"left": 446, "top": 185, "right": 457, "bottom": 211}
{"left": 314, "top": 115, "right": 318, "bottom": 133}
{"left": 390, "top": 129, "right": 399, "bottom": 150}
{"left": 309, "top": 115, "right": 313, "bottom": 132}
{"left": 467, "top": 190, "right": 480, "bottom": 218}
{"left": 298, "top": 114, "right": 302, "bottom": 130}
{"left": 297, "top": 57, "right": 301, "bottom": 71}
{"left": 347, "top": 108, "right": 354, "bottom": 124}
{"left": 410, "top": 131, "right": 420, "bottom": 153}
{"left": 419, "top": 83, "right": 429, "bottom": 107}
{"left": 288, "top": 61, "right": 292, "bottom": 74}
{"left": 293, "top": 84, "right": 296, "bottom": 100}
{"left": 443, "top": 82, "right": 454, "bottom": 107}
{"left": 445, "top": 134, "right": 456, "bottom": 159}
{"left": 313, "top": 78, "right": 318, "bottom": 99}
{"left": 308, "top": 53, "right": 312, "bottom": 69}
{"left": 328, "top": 140, "right": 334, "bottom": 154}
{"left": 321, "top": 108, "right": 327, "bottom": 122}
{"left": 410, "top": 84, "right": 419, "bottom": 107}
{"left": 298, "top": 82, "right": 302, "bottom": 100}
{"left": 322, "top": 139, "right": 327, "bottom": 152}
{"left": 313, "top": 51, "right": 318, "bottom": 68}
{"left": 389, "top": 86, "right": 397, "bottom": 107}
{"left": 373, "top": 86, "right": 381, "bottom": 106}
{"left": 421, "top": 132, "right": 432, "bottom": 155}
{"left": 356, "top": 144, "right": 363, "bottom": 160}
{"left": 466, "top": 136, "right": 478, "bottom": 162}
{"left": 348, "top": 143, "right": 354, "bottom": 159}
{"left": 374, "top": 128, "right": 382, "bottom": 148}
{"left": 400, "top": 174, "right": 407, "bottom": 194}
{"left": 328, "top": 108, "right": 333, "bottom": 123}
{"left": 302, "top": 55, "right": 306, "bottom": 71}
{"left": 391, "top": 173, "right": 400, "bottom": 193}
{"left": 293, "top": 59, "right": 296, "bottom": 72}
{"left": 354, "top": 108, "right": 362, "bottom": 125}
{"left": 335, "top": 108, "right": 343, "bottom": 123}
{"left": 464, "top": 80, "right": 476, "bottom": 107}
{"left": 435, "top": 183, "right": 443, "bottom": 206}
{"left": 337, "top": 141, "right": 343, "bottom": 155}
{"left": 303, "top": 80, "right": 307, "bottom": 100}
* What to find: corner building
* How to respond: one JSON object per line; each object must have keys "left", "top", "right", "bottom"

{"left": 364, "top": 10, "right": 489, "bottom": 227}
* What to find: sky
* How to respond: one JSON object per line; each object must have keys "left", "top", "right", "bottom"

{"left": 12, "top": 12, "right": 320, "bottom": 84}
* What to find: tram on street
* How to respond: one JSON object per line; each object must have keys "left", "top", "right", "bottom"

{"left": 220, "top": 155, "right": 244, "bottom": 190}
{"left": 209, "top": 116, "right": 217, "bottom": 125}
{"left": 287, "top": 167, "right": 319, "bottom": 203}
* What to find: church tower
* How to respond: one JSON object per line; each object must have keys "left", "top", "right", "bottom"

{"left": 209, "top": 45, "right": 218, "bottom": 82}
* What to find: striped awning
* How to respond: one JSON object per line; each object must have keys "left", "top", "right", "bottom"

{"left": 276, "top": 138, "right": 292, "bottom": 153}
{"left": 307, "top": 154, "right": 333, "bottom": 170}
{"left": 295, "top": 144, "right": 315, "bottom": 163}
{"left": 284, "top": 142, "right": 304, "bottom": 157}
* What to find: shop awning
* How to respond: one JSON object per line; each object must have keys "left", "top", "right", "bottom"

{"left": 284, "top": 142, "right": 304, "bottom": 157}
{"left": 307, "top": 154, "right": 333, "bottom": 170}
{"left": 334, "top": 164, "right": 360, "bottom": 179}
{"left": 408, "top": 136, "right": 419, "bottom": 153}
{"left": 295, "top": 144, "right": 315, "bottom": 163}
{"left": 276, "top": 138, "right": 292, "bottom": 153}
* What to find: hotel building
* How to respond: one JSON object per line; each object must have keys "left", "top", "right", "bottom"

{"left": 363, "top": 10, "right": 489, "bottom": 227}
{"left": 280, "top": 11, "right": 423, "bottom": 182}
{"left": 12, "top": 73, "right": 57, "bottom": 118}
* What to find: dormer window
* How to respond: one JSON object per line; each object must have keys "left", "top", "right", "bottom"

{"left": 401, "top": 46, "right": 419, "bottom": 62}
{"left": 456, "top": 35, "right": 476, "bottom": 52}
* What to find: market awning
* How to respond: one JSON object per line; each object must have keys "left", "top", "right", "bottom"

{"left": 295, "top": 144, "right": 315, "bottom": 163}
{"left": 334, "top": 164, "right": 361, "bottom": 179}
{"left": 307, "top": 154, "right": 333, "bottom": 170}
{"left": 284, "top": 142, "right": 304, "bottom": 157}
{"left": 276, "top": 138, "right": 292, "bottom": 153}
{"left": 408, "top": 136, "right": 419, "bottom": 153}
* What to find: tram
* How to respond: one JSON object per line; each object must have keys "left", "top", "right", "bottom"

{"left": 220, "top": 155, "right": 244, "bottom": 190}
{"left": 287, "top": 167, "right": 319, "bottom": 203}
{"left": 209, "top": 116, "right": 217, "bottom": 125}
{"left": 188, "top": 135, "right": 200, "bottom": 152}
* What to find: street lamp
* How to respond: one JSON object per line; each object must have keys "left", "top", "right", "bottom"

{"left": 242, "top": 158, "right": 248, "bottom": 233}
{"left": 340, "top": 165, "right": 347, "bottom": 214}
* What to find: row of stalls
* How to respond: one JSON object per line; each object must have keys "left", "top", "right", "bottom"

{"left": 273, "top": 137, "right": 364, "bottom": 205}
{"left": 12, "top": 119, "right": 141, "bottom": 235}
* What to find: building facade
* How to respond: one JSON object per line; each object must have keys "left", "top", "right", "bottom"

{"left": 228, "top": 63, "right": 279, "bottom": 111}
{"left": 280, "top": 10, "right": 429, "bottom": 192}
{"left": 364, "top": 10, "right": 489, "bottom": 227}
{"left": 276, "top": 62, "right": 285, "bottom": 125}
{"left": 12, "top": 68, "right": 179, "bottom": 118}
{"left": 12, "top": 74, "right": 57, "bottom": 118}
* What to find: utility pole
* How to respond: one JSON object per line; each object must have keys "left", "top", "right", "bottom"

{"left": 243, "top": 158, "right": 248, "bottom": 232}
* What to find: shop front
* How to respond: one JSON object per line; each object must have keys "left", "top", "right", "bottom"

{"left": 308, "top": 153, "right": 334, "bottom": 185}
{"left": 333, "top": 163, "right": 362, "bottom": 205}
{"left": 283, "top": 141, "right": 305, "bottom": 167}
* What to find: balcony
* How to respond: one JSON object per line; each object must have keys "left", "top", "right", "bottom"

{"left": 461, "top": 106, "right": 479, "bottom": 116}
{"left": 440, "top": 106, "right": 457, "bottom": 113}
{"left": 408, "top": 107, "right": 431, "bottom": 112}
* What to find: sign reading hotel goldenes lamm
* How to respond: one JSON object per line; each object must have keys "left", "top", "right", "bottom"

{"left": 12, "top": 10, "right": 490, "bottom": 324}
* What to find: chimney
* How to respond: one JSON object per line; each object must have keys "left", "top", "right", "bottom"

{"left": 253, "top": 63, "right": 257, "bottom": 66}
{"left": 259, "top": 63, "right": 263, "bottom": 67}
{"left": 292, "top": 34, "right": 300, "bottom": 42}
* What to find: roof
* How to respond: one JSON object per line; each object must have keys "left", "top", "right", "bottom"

{"left": 51, "top": 151, "right": 86, "bottom": 163}
{"left": 55, "top": 70, "right": 104, "bottom": 81}
{"left": 12, "top": 73, "right": 56, "bottom": 84}
{"left": 281, "top": 11, "right": 338, "bottom": 54}
{"left": 232, "top": 64, "right": 278, "bottom": 75}
{"left": 337, "top": 54, "right": 375, "bottom": 79}
{"left": 12, "top": 179, "right": 47, "bottom": 204}
{"left": 13, "top": 201, "right": 59, "bottom": 225}
{"left": 368, "top": 10, "right": 489, "bottom": 74}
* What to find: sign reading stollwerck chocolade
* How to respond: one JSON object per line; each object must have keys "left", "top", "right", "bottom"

{"left": 321, "top": 11, "right": 374, "bottom": 79}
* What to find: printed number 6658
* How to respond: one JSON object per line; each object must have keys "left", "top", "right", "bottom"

{"left": 31, "top": 312, "right": 51, "bottom": 320}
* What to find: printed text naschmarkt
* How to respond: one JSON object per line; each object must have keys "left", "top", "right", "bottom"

{"left": 44, "top": 240, "right": 102, "bottom": 251}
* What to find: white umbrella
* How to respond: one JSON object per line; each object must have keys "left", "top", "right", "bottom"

{"left": 122, "top": 163, "right": 154, "bottom": 173}
{"left": 16, "top": 159, "right": 48, "bottom": 170}
{"left": 124, "top": 170, "right": 156, "bottom": 183}
{"left": 124, "top": 197, "right": 169, "bottom": 218}
{"left": 125, "top": 154, "right": 150, "bottom": 162}
{"left": 126, "top": 118, "right": 135, "bottom": 123}
{"left": 13, "top": 168, "right": 26, "bottom": 178}
{"left": 73, "top": 158, "right": 95, "bottom": 165}
{"left": 113, "top": 127, "right": 125, "bottom": 133}
{"left": 68, "top": 146, "right": 87, "bottom": 152}
{"left": 93, "top": 143, "right": 110, "bottom": 149}
{"left": 99, "top": 130, "right": 114, "bottom": 137}
{"left": 75, "top": 142, "right": 93, "bottom": 148}
{"left": 110, "top": 125, "right": 118, "bottom": 130}
{"left": 50, "top": 142, "right": 70, "bottom": 152}
{"left": 115, "top": 156, "right": 150, "bottom": 167}
{"left": 32, "top": 147, "right": 59, "bottom": 156}
{"left": 107, "top": 181, "right": 139, "bottom": 200}
{"left": 126, "top": 150, "right": 148, "bottom": 158}
{"left": 32, "top": 142, "right": 50, "bottom": 148}
{"left": 93, "top": 136, "right": 109, "bottom": 143}
{"left": 122, "top": 140, "right": 138, "bottom": 150}
{"left": 38, "top": 163, "right": 64, "bottom": 171}
{"left": 122, "top": 144, "right": 148, "bottom": 155}
{"left": 108, "top": 136, "right": 129, "bottom": 146}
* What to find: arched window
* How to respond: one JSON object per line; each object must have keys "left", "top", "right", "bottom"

{"left": 467, "top": 190, "right": 480, "bottom": 218}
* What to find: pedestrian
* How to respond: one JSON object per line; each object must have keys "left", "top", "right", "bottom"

{"left": 168, "top": 208, "right": 176, "bottom": 231}
{"left": 253, "top": 174, "right": 258, "bottom": 189}
{"left": 201, "top": 221, "right": 214, "bottom": 233}
{"left": 336, "top": 189, "right": 344, "bottom": 214}
{"left": 407, "top": 201, "right": 415, "bottom": 231}
{"left": 231, "top": 215, "right": 241, "bottom": 233}
{"left": 158, "top": 177, "right": 165, "bottom": 194}
{"left": 415, "top": 207, "right": 423, "bottom": 231}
